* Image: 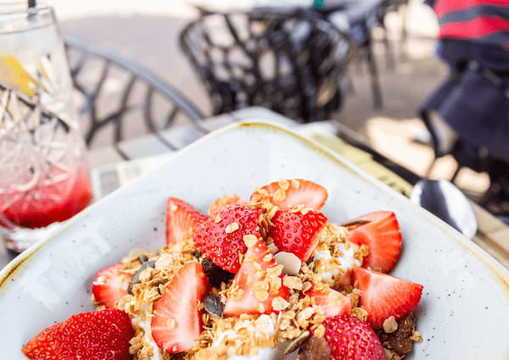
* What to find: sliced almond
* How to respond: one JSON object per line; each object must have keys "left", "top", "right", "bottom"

{"left": 274, "top": 252, "right": 302, "bottom": 275}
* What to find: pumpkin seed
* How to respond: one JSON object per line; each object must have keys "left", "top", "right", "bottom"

{"left": 204, "top": 293, "right": 224, "bottom": 317}
{"left": 128, "top": 260, "right": 156, "bottom": 294}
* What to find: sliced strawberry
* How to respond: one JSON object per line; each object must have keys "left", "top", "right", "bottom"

{"left": 250, "top": 179, "right": 328, "bottom": 210}
{"left": 353, "top": 267, "right": 423, "bottom": 329}
{"left": 308, "top": 286, "right": 351, "bottom": 318}
{"left": 208, "top": 195, "right": 244, "bottom": 217}
{"left": 92, "top": 263, "right": 130, "bottom": 309}
{"left": 269, "top": 209, "right": 328, "bottom": 261}
{"left": 324, "top": 314, "right": 385, "bottom": 360}
{"left": 194, "top": 204, "right": 263, "bottom": 273}
{"left": 347, "top": 211, "right": 402, "bottom": 273}
{"left": 23, "top": 309, "right": 133, "bottom": 360}
{"left": 166, "top": 197, "right": 208, "bottom": 246}
{"left": 224, "top": 239, "right": 289, "bottom": 316}
{"left": 152, "top": 262, "right": 209, "bottom": 353}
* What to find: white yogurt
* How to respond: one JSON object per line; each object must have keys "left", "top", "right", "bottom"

{"left": 229, "top": 346, "right": 282, "bottom": 360}
{"left": 211, "top": 315, "right": 283, "bottom": 360}
{"left": 312, "top": 242, "right": 362, "bottom": 285}
{"left": 132, "top": 316, "right": 163, "bottom": 360}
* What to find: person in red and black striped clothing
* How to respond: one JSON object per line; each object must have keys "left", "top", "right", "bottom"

{"left": 421, "top": 0, "right": 509, "bottom": 162}
{"left": 436, "top": 0, "right": 509, "bottom": 50}
{"left": 421, "top": 0, "right": 509, "bottom": 216}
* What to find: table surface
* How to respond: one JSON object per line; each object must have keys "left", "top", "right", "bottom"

{"left": 2, "top": 107, "right": 508, "bottom": 269}
{"left": 187, "top": 0, "right": 383, "bottom": 23}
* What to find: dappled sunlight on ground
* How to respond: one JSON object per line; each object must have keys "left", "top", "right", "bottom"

{"left": 366, "top": 117, "right": 490, "bottom": 194}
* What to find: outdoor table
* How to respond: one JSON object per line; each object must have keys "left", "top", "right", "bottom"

{"left": 188, "top": 0, "right": 384, "bottom": 33}
{"left": 1, "top": 107, "right": 508, "bottom": 269}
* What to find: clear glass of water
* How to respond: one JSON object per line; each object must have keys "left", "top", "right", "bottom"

{"left": 0, "top": 3, "right": 92, "bottom": 253}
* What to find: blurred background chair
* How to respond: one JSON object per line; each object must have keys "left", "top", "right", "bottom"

{"left": 65, "top": 36, "right": 206, "bottom": 159}
{"left": 322, "top": 0, "right": 410, "bottom": 110}
{"left": 179, "top": 8, "right": 354, "bottom": 123}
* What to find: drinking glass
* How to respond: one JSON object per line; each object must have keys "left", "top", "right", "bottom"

{"left": 0, "top": 3, "right": 92, "bottom": 253}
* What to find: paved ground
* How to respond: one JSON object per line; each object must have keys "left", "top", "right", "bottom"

{"left": 49, "top": 0, "right": 487, "bottom": 192}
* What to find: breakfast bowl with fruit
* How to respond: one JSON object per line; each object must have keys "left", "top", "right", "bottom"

{"left": 1, "top": 122, "right": 508, "bottom": 360}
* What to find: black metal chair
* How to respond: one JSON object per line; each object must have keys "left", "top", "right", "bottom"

{"left": 376, "top": 0, "right": 410, "bottom": 68}
{"left": 64, "top": 36, "right": 206, "bottom": 159}
{"left": 180, "top": 8, "right": 354, "bottom": 123}
{"left": 322, "top": 0, "right": 410, "bottom": 109}
{"left": 421, "top": 103, "right": 509, "bottom": 220}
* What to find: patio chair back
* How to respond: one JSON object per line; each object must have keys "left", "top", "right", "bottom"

{"left": 180, "top": 8, "right": 353, "bottom": 123}
{"left": 64, "top": 36, "right": 205, "bottom": 159}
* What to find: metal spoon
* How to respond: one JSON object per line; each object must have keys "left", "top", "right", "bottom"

{"left": 410, "top": 179, "right": 478, "bottom": 239}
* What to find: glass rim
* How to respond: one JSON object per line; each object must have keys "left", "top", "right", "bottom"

{"left": 0, "top": 3, "right": 53, "bottom": 16}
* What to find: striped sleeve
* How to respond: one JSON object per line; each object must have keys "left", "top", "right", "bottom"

{"left": 434, "top": 0, "right": 509, "bottom": 49}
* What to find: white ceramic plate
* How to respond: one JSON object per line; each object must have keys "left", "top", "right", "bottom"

{"left": 1, "top": 122, "right": 508, "bottom": 359}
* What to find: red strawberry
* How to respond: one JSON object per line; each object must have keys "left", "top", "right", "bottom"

{"left": 308, "top": 286, "right": 351, "bottom": 318}
{"left": 269, "top": 209, "right": 328, "bottom": 261}
{"left": 23, "top": 309, "right": 133, "bottom": 360}
{"left": 92, "top": 263, "right": 130, "bottom": 309}
{"left": 250, "top": 179, "right": 328, "bottom": 210}
{"left": 152, "top": 262, "right": 209, "bottom": 354}
{"left": 194, "top": 204, "right": 263, "bottom": 273}
{"left": 208, "top": 195, "right": 244, "bottom": 216}
{"left": 224, "top": 238, "right": 289, "bottom": 316}
{"left": 324, "top": 314, "right": 385, "bottom": 360}
{"left": 353, "top": 267, "right": 423, "bottom": 329}
{"left": 166, "top": 197, "right": 208, "bottom": 246}
{"left": 347, "top": 211, "right": 402, "bottom": 273}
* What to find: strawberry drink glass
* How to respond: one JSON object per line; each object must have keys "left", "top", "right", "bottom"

{"left": 0, "top": 3, "right": 92, "bottom": 253}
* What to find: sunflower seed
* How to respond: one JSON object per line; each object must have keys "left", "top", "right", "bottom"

{"left": 284, "top": 330, "right": 310, "bottom": 354}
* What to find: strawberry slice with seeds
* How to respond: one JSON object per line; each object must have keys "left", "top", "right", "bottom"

{"left": 307, "top": 286, "right": 351, "bottom": 318}
{"left": 23, "top": 309, "right": 133, "bottom": 360}
{"left": 194, "top": 204, "right": 263, "bottom": 273}
{"left": 353, "top": 267, "right": 423, "bottom": 329}
{"left": 324, "top": 314, "right": 385, "bottom": 360}
{"left": 151, "top": 262, "right": 209, "bottom": 353}
{"left": 347, "top": 211, "right": 402, "bottom": 273}
{"left": 269, "top": 209, "right": 328, "bottom": 261}
{"left": 224, "top": 238, "right": 289, "bottom": 316}
{"left": 92, "top": 263, "right": 130, "bottom": 309}
{"left": 250, "top": 179, "right": 328, "bottom": 210}
{"left": 166, "top": 197, "right": 208, "bottom": 246}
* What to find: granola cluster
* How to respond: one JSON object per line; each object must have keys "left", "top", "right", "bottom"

{"left": 112, "top": 238, "right": 198, "bottom": 360}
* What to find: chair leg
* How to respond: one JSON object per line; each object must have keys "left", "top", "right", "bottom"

{"left": 365, "top": 41, "right": 383, "bottom": 109}
{"left": 399, "top": 2, "right": 409, "bottom": 62}
{"left": 381, "top": 23, "right": 396, "bottom": 70}
{"left": 347, "top": 71, "right": 356, "bottom": 95}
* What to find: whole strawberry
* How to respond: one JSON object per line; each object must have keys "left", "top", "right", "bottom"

{"left": 270, "top": 209, "right": 328, "bottom": 261}
{"left": 324, "top": 314, "right": 385, "bottom": 360}
{"left": 194, "top": 204, "right": 263, "bottom": 273}
{"left": 23, "top": 309, "right": 133, "bottom": 360}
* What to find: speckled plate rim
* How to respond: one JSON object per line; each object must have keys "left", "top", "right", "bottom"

{"left": 1, "top": 121, "right": 508, "bottom": 296}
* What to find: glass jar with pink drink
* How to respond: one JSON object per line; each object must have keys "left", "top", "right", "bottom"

{"left": 0, "top": 3, "right": 92, "bottom": 253}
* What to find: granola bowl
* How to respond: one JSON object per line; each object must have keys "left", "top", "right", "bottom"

{"left": 1, "top": 122, "right": 509, "bottom": 360}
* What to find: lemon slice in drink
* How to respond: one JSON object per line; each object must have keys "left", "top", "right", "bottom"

{"left": 0, "top": 54, "right": 38, "bottom": 97}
